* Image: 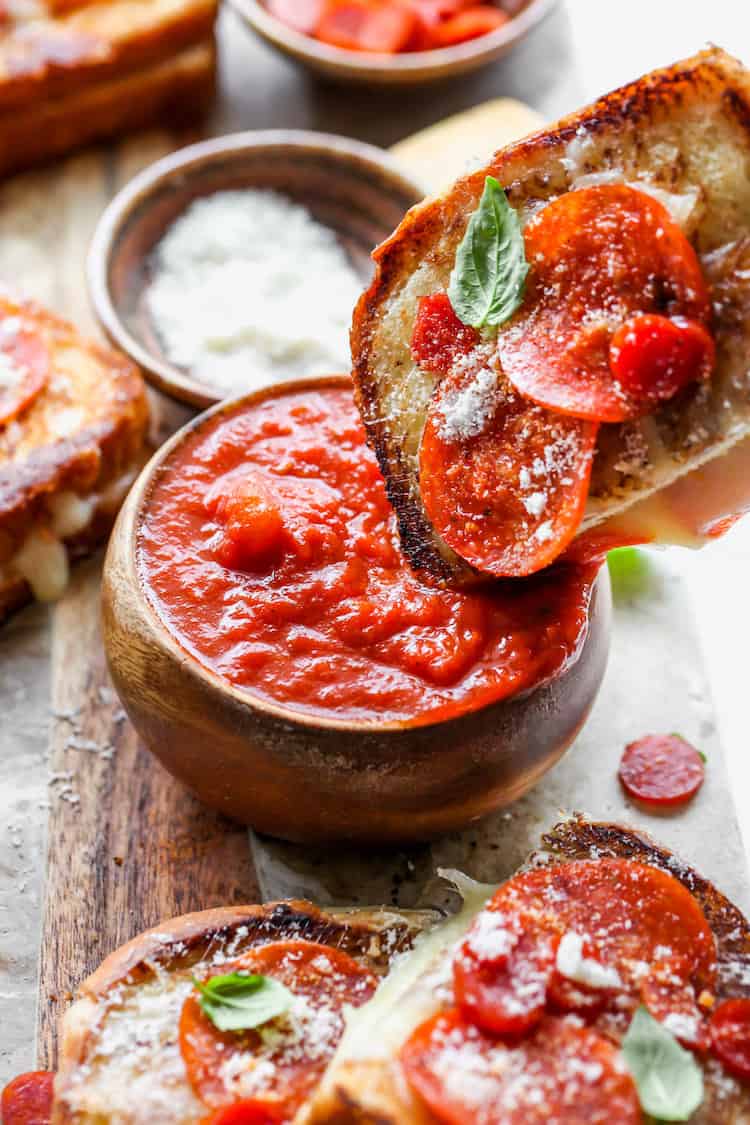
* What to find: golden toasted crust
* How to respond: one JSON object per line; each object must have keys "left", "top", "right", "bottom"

{"left": 315, "top": 819, "right": 750, "bottom": 1124}
{"left": 53, "top": 900, "right": 435, "bottom": 1125}
{"left": 353, "top": 48, "right": 750, "bottom": 583}
{"left": 0, "top": 292, "right": 148, "bottom": 620}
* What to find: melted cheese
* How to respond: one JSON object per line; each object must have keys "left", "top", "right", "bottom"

{"left": 12, "top": 527, "right": 69, "bottom": 602}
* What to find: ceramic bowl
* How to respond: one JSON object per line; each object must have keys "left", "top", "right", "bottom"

{"left": 102, "top": 374, "right": 611, "bottom": 845}
{"left": 87, "top": 130, "right": 422, "bottom": 408}
{"left": 231, "top": 0, "right": 557, "bottom": 85}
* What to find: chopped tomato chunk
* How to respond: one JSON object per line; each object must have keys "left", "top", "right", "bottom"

{"left": 498, "top": 184, "right": 712, "bottom": 422}
{"left": 1, "top": 1072, "right": 55, "bottom": 1125}
{"left": 418, "top": 361, "right": 597, "bottom": 576}
{"left": 207, "top": 470, "right": 287, "bottom": 571}
{"left": 710, "top": 998, "right": 750, "bottom": 1080}
{"left": 265, "top": 0, "right": 323, "bottom": 33}
{"left": 609, "top": 314, "right": 714, "bottom": 410}
{"left": 618, "top": 733, "right": 705, "bottom": 807}
{"left": 410, "top": 292, "right": 480, "bottom": 374}
{"left": 316, "top": 2, "right": 417, "bottom": 52}
{"left": 400, "top": 1010, "right": 641, "bottom": 1124}
{"left": 179, "top": 941, "right": 376, "bottom": 1117}
{"left": 429, "top": 6, "right": 508, "bottom": 46}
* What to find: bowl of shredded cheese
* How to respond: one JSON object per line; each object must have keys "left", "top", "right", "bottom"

{"left": 88, "top": 130, "right": 422, "bottom": 408}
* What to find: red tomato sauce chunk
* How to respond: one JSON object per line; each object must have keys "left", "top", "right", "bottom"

{"left": 138, "top": 386, "right": 597, "bottom": 724}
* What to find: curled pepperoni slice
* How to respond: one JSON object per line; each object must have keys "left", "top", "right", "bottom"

{"left": 400, "top": 1010, "right": 641, "bottom": 1125}
{"left": 179, "top": 941, "right": 376, "bottom": 1119}
{"left": 0, "top": 321, "right": 49, "bottom": 427}
{"left": 498, "top": 184, "right": 711, "bottom": 423}
{"left": 1, "top": 1072, "right": 55, "bottom": 1125}
{"left": 642, "top": 956, "right": 710, "bottom": 1051}
{"left": 618, "top": 734, "right": 705, "bottom": 807}
{"left": 710, "top": 998, "right": 750, "bottom": 1080}
{"left": 410, "top": 293, "right": 480, "bottom": 375}
{"left": 454, "top": 859, "right": 716, "bottom": 1037}
{"left": 418, "top": 361, "right": 598, "bottom": 576}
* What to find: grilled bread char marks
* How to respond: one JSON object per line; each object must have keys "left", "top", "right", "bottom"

{"left": 54, "top": 900, "right": 434, "bottom": 1125}
{"left": 352, "top": 48, "right": 750, "bottom": 583}
{"left": 310, "top": 820, "right": 750, "bottom": 1125}
{"left": 0, "top": 293, "right": 148, "bottom": 622}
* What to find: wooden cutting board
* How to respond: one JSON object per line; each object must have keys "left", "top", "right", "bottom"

{"left": 24, "top": 92, "right": 750, "bottom": 1074}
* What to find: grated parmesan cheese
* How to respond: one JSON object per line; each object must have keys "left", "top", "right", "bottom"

{"left": 555, "top": 932, "right": 622, "bottom": 991}
{"left": 438, "top": 366, "right": 498, "bottom": 443}
{"left": 145, "top": 189, "right": 362, "bottom": 397}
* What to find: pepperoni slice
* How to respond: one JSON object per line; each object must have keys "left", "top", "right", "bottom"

{"left": 0, "top": 319, "right": 49, "bottom": 427}
{"left": 410, "top": 293, "right": 480, "bottom": 375}
{"left": 641, "top": 956, "right": 710, "bottom": 1051}
{"left": 400, "top": 1010, "right": 641, "bottom": 1125}
{"left": 453, "top": 859, "right": 716, "bottom": 1037}
{"left": 418, "top": 361, "right": 598, "bottom": 576}
{"left": 203, "top": 1102, "right": 282, "bottom": 1125}
{"left": 709, "top": 998, "right": 750, "bottom": 1080}
{"left": 179, "top": 941, "right": 376, "bottom": 1119}
{"left": 428, "top": 6, "right": 509, "bottom": 46}
{"left": 1, "top": 1072, "right": 55, "bottom": 1125}
{"left": 315, "top": 2, "right": 417, "bottom": 52}
{"left": 618, "top": 734, "right": 705, "bottom": 807}
{"left": 497, "top": 184, "right": 711, "bottom": 423}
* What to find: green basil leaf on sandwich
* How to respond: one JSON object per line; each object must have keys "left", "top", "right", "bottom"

{"left": 621, "top": 1005, "right": 704, "bottom": 1121}
{"left": 194, "top": 972, "right": 293, "bottom": 1033}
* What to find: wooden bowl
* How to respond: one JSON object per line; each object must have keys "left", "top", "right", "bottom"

{"left": 102, "top": 375, "right": 611, "bottom": 846}
{"left": 87, "top": 131, "right": 422, "bottom": 408}
{"left": 231, "top": 0, "right": 557, "bottom": 85}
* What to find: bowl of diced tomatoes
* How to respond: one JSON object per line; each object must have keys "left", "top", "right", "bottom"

{"left": 231, "top": 0, "right": 556, "bottom": 84}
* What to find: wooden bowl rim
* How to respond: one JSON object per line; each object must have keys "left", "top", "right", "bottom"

{"left": 230, "top": 0, "right": 558, "bottom": 83}
{"left": 87, "top": 130, "right": 423, "bottom": 409}
{"left": 116, "top": 373, "right": 609, "bottom": 737}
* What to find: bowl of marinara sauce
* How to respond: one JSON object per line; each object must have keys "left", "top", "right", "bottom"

{"left": 102, "top": 375, "right": 610, "bottom": 844}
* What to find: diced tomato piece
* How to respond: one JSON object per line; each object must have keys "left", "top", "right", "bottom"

{"left": 418, "top": 361, "right": 597, "bottom": 577}
{"left": 1, "top": 1072, "right": 55, "bottom": 1125}
{"left": 265, "top": 0, "right": 324, "bottom": 33}
{"left": 400, "top": 1010, "right": 641, "bottom": 1124}
{"left": 710, "top": 998, "right": 750, "bottom": 1080}
{"left": 410, "top": 292, "right": 480, "bottom": 375}
{"left": 642, "top": 956, "right": 711, "bottom": 1051}
{"left": 618, "top": 733, "right": 705, "bottom": 807}
{"left": 179, "top": 942, "right": 376, "bottom": 1116}
{"left": 207, "top": 470, "right": 288, "bottom": 571}
{"left": 202, "top": 1100, "right": 282, "bottom": 1125}
{"left": 498, "top": 184, "right": 712, "bottom": 422}
{"left": 609, "top": 314, "right": 714, "bottom": 410}
{"left": 316, "top": 2, "right": 417, "bottom": 52}
{"left": 429, "top": 6, "right": 508, "bottom": 47}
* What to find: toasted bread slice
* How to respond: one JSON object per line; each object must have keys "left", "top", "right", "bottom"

{"left": 309, "top": 818, "right": 750, "bottom": 1125}
{"left": 0, "top": 292, "right": 148, "bottom": 622}
{"left": 52, "top": 900, "right": 435, "bottom": 1125}
{"left": 0, "top": 0, "right": 217, "bottom": 176}
{"left": 353, "top": 48, "right": 750, "bottom": 583}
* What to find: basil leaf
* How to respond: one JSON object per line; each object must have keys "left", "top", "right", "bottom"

{"left": 621, "top": 1006, "right": 704, "bottom": 1122}
{"left": 448, "top": 176, "right": 528, "bottom": 329}
{"left": 607, "top": 546, "right": 652, "bottom": 603}
{"left": 194, "top": 972, "right": 293, "bottom": 1033}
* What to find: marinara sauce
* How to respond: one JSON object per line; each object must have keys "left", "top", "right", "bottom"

{"left": 138, "top": 385, "right": 597, "bottom": 725}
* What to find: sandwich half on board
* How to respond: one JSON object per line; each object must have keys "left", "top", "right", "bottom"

{"left": 352, "top": 48, "right": 750, "bottom": 583}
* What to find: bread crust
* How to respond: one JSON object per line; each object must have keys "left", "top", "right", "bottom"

{"left": 314, "top": 819, "right": 750, "bottom": 1124}
{"left": 53, "top": 900, "right": 436, "bottom": 1125}
{"left": 0, "top": 292, "right": 149, "bottom": 621}
{"left": 352, "top": 48, "right": 750, "bottom": 583}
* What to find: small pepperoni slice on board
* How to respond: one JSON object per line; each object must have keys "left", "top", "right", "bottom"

{"left": 710, "top": 998, "right": 750, "bottom": 1080}
{"left": 418, "top": 362, "right": 598, "bottom": 576}
{"left": 179, "top": 941, "right": 376, "bottom": 1119}
{"left": 453, "top": 859, "right": 716, "bottom": 1037}
{"left": 497, "top": 184, "right": 711, "bottom": 423}
{"left": 411, "top": 293, "right": 481, "bottom": 375}
{"left": 0, "top": 321, "right": 49, "bottom": 427}
{"left": 400, "top": 1010, "right": 641, "bottom": 1125}
{"left": 1, "top": 1072, "right": 55, "bottom": 1125}
{"left": 618, "top": 734, "right": 705, "bottom": 807}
